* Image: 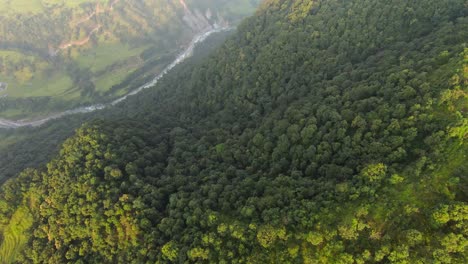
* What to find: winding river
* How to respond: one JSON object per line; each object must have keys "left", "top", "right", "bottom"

{"left": 0, "top": 26, "right": 228, "bottom": 129}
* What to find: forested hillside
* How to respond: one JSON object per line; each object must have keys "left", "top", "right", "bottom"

{"left": 0, "top": 0, "right": 259, "bottom": 118}
{"left": 0, "top": 30, "right": 233, "bottom": 183}
{"left": 0, "top": 0, "right": 467, "bottom": 263}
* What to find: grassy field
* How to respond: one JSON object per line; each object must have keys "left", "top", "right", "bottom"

{"left": 0, "top": 43, "right": 147, "bottom": 99}
{"left": 0, "top": 35, "right": 174, "bottom": 119}
{"left": 75, "top": 42, "right": 149, "bottom": 73}
{"left": 0, "top": 206, "right": 33, "bottom": 263}
{"left": 0, "top": 50, "right": 37, "bottom": 64}
{"left": 0, "top": 72, "right": 73, "bottom": 98}
{"left": 94, "top": 67, "right": 135, "bottom": 93}
{"left": 0, "top": 0, "right": 109, "bottom": 14}
{"left": 0, "top": 41, "right": 155, "bottom": 115}
{"left": 0, "top": 0, "right": 44, "bottom": 14}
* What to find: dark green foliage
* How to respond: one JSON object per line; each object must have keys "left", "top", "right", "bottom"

{"left": 0, "top": 0, "right": 467, "bottom": 263}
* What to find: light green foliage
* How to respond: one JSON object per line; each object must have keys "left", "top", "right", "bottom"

{"left": 361, "top": 163, "right": 387, "bottom": 182}
{"left": 256, "top": 225, "right": 287, "bottom": 248}
{"left": 187, "top": 247, "right": 210, "bottom": 261}
{"left": 162, "top": 241, "right": 179, "bottom": 261}
{"left": 390, "top": 174, "right": 405, "bottom": 184}
{"left": 306, "top": 232, "right": 324, "bottom": 246}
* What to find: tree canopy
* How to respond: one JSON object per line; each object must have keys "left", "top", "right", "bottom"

{"left": 0, "top": 0, "right": 466, "bottom": 263}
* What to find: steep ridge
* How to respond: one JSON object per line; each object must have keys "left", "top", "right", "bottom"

{"left": 0, "top": 0, "right": 466, "bottom": 263}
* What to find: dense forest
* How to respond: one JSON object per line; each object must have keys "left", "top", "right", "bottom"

{"left": 0, "top": 0, "right": 467, "bottom": 263}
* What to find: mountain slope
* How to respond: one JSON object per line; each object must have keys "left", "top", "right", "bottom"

{"left": 0, "top": 0, "right": 466, "bottom": 263}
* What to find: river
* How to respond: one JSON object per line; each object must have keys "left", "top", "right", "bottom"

{"left": 0, "top": 26, "right": 228, "bottom": 129}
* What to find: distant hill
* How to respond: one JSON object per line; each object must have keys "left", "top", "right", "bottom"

{"left": 0, "top": 0, "right": 260, "bottom": 119}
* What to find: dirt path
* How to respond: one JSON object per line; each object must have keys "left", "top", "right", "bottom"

{"left": 59, "top": 25, "right": 102, "bottom": 50}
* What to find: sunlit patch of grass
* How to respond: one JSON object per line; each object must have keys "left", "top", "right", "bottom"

{"left": 75, "top": 43, "right": 148, "bottom": 73}
{"left": 0, "top": 0, "right": 44, "bottom": 14}
{"left": 0, "top": 206, "right": 33, "bottom": 263}
{"left": 0, "top": 72, "right": 73, "bottom": 98}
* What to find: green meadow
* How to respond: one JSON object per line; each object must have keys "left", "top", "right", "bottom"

{"left": 0, "top": 206, "right": 33, "bottom": 263}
